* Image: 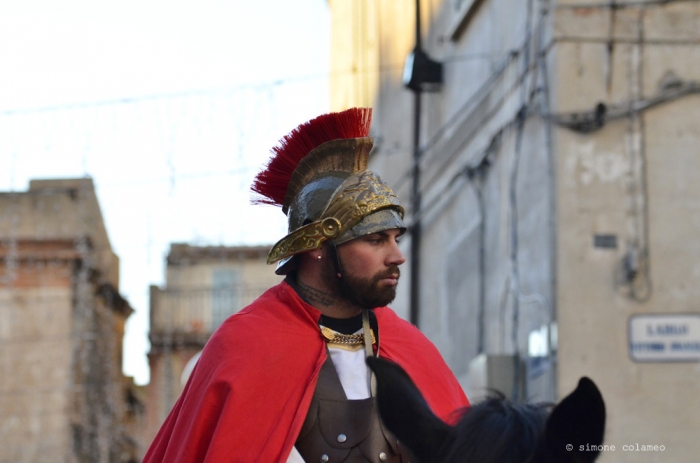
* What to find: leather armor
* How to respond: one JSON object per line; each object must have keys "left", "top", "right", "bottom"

{"left": 295, "top": 354, "right": 409, "bottom": 463}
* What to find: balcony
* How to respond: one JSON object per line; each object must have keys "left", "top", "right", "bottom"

{"left": 149, "top": 285, "right": 269, "bottom": 348}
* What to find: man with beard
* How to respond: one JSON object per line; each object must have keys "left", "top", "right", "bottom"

{"left": 143, "top": 108, "right": 469, "bottom": 463}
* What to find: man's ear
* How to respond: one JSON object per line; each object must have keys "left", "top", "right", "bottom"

{"left": 367, "top": 357, "right": 453, "bottom": 463}
{"left": 542, "top": 377, "right": 606, "bottom": 463}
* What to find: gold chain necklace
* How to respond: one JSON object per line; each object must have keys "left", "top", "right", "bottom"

{"left": 321, "top": 326, "right": 376, "bottom": 345}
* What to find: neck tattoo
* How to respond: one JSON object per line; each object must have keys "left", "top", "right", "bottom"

{"left": 296, "top": 279, "right": 336, "bottom": 308}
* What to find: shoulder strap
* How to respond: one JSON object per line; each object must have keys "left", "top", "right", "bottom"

{"left": 362, "top": 310, "right": 377, "bottom": 396}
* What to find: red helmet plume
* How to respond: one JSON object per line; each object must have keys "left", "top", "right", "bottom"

{"left": 251, "top": 107, "right": 372, "bottom": 208}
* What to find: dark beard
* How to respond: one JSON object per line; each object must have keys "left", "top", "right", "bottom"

{"left": 322, "top": 259, "right": 401, "bottom": 310}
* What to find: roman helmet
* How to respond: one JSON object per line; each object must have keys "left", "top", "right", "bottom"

{"left": 251, "top": 108, "right": 405, "bottom": 275}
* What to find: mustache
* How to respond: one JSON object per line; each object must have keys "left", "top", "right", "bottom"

{"left": 374, "top": 266, "right": 401, "bottom": 281}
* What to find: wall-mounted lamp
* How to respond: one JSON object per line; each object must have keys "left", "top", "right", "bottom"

{"left": 402, "top": 47, "right": 443, "bottom": 93}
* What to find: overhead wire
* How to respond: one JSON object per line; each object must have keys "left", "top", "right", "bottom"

{"left": 93, "top": 166, "right": 257, "bottom": 190}
{"left": 392, "top": 48, "right": 522, "bottom": 192}
{"left": 0, "top": 51, "right": 503, "bottom": 203}
{"left": 0, "top": 51, "right": 497, "bottom": 117}
{"left": 391, "top": 27, "right": 565, "bottom": 195}
{"left": 389, "top": 0, "right": 700, "bottom": 197}
{"left": 404, "top": 51, "right": 700, "bottom": 220}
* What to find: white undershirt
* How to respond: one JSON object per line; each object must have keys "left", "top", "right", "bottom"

{"left": 286, "top": 328, "right": 371, "bottom": 462}
{"left": 326, "top": 341, "right": 371, "bottom": 399}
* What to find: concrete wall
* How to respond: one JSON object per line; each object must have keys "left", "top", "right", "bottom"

{"left": 553, "top": 2, "right": 700, "bottom": 461}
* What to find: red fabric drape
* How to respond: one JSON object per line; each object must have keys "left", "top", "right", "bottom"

{"left": 143, "top": 282, "right": 468, "bottom": 463}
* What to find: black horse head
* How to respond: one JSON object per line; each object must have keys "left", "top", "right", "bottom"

{"left": 367, "top": 357, "right": 606, "bottom": 463}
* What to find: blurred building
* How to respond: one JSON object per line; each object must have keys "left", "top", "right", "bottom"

{"left": 145, "top": 243, "right": 282, "bottom": 445}
{"left": 330, "top": 0, "right": 700, "bottom": 461}
{"left": 0, "top": 178, "right": 143, "bottom": 463}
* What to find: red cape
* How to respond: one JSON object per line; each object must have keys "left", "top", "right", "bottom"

{"left": 144, "top": 281, "right": 468, "bottom": 462}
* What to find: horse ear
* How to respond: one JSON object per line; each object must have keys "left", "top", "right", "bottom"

{"left": 367, "top": 357, "right": 453, "bottom": 463}
{"left": 541, "top": 377, "right": 606, "bottom": 463}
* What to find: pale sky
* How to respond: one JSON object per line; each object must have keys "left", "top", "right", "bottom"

{"left": 0, "top": 0, "right": 330, "bottom": 384}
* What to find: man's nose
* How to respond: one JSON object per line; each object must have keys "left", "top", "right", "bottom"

{"left": 387, "top": 239, "right": 406, "bottom": 267}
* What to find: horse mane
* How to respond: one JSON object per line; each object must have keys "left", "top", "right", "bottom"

{"left": 367, "top": 357, "right": 606, "bottom": 463}
{"left": 443, "top": 396, "right": 551, "bottom": 463}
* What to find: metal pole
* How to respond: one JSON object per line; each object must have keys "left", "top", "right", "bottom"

{"left": 410, "top": 90, "right": 422, "bottom": 327}
{"left": 409, "top": 0, "right": 422, "bottom": 327}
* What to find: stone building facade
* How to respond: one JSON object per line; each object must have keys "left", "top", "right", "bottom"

{"left": 0, "top": 179, "right": 143, "bottom": 463}
{"left": 329, "top": 0, "right": 700, "bottom": 461}
{"left": 145, "top": 244, "right": 282, "bottom": 446}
